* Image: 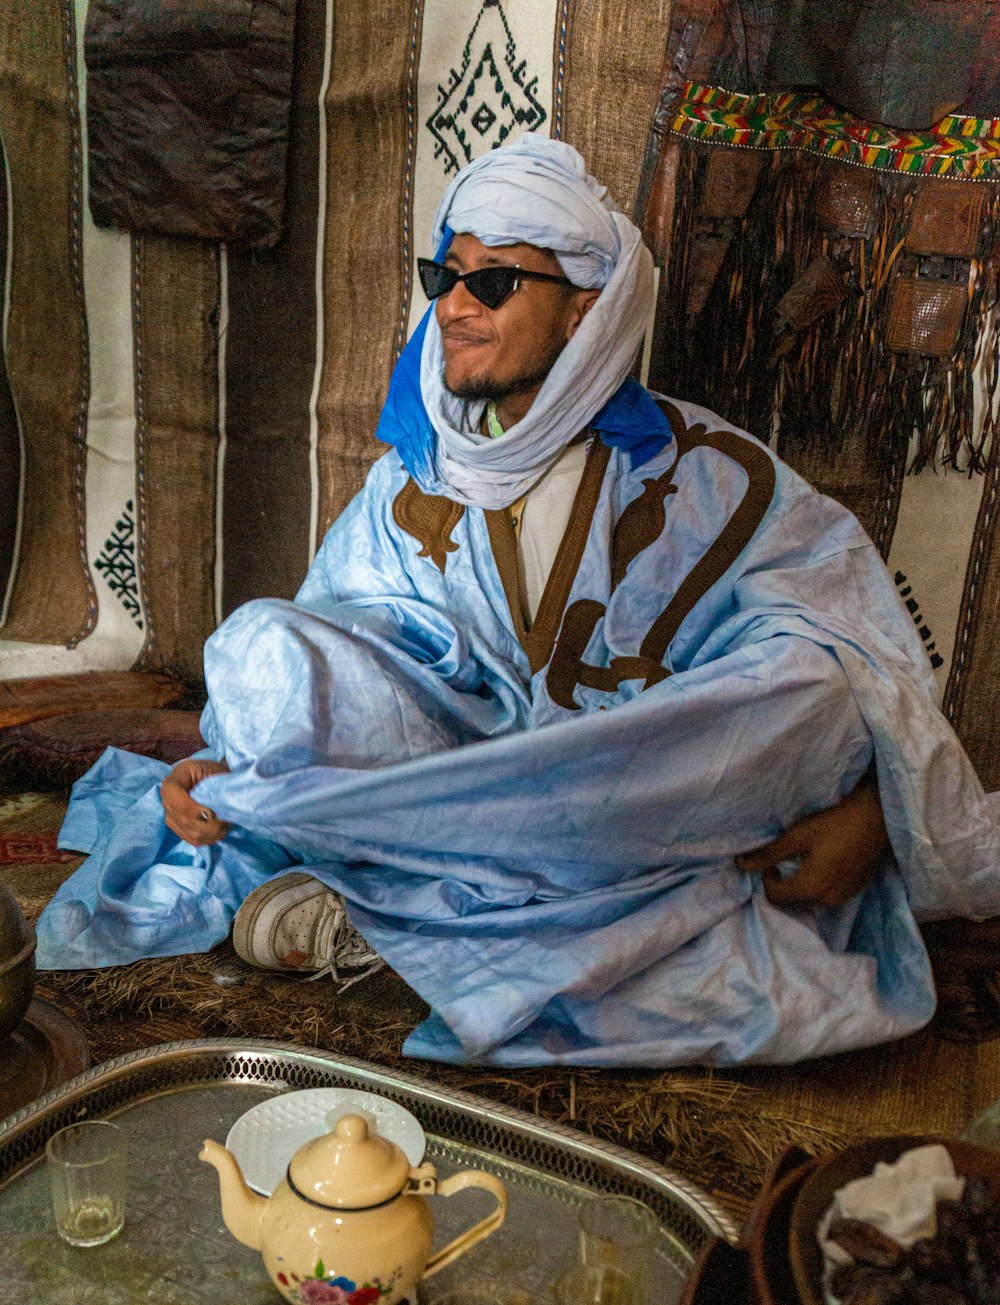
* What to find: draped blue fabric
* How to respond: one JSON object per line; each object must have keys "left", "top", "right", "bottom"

{"left": 37, "top": 397, "right": 1000, "bottom": 1067}
{"left": 374, "top": 305, "right": 671, "bottom": 489}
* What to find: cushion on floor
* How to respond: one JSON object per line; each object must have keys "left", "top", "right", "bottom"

{"left": 0, "top": 671, "right": 189, "bottom": 729}
{"left": 0, "top": 709, "right": 204, "bottom": 789}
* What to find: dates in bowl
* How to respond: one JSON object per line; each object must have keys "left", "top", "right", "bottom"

{"left": 787, "top": 1136, "right": 1000, "bottom": 1305}
{"left": 826, "top": 1175, "right": 1000, "bottom": 1304}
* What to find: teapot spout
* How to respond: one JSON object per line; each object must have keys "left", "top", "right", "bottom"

{"left": 199, "top": 1137, "right": 267, "bottom": 1250}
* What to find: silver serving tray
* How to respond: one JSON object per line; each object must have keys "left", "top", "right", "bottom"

{"left": 0, "top": 1038, "right": 737, "bottom": 1304}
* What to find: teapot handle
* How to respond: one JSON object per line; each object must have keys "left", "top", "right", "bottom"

{"left": 422, "top": 1170, "right": 509, "bottom": 1279}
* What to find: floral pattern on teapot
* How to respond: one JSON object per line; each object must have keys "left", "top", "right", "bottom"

{"left": 276, "top": 1260, "right": 400, "bottom": 1305}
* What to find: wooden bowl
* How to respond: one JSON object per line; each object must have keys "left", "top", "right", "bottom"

{"left": 0, "top": 881, "right": 35, "bottom": 1041}
{"left": 789, "top": 1134, "right": 1000, "bottom": 1305}
{"left": 748, "top": 1160, "right": 817, "bottom": 1305}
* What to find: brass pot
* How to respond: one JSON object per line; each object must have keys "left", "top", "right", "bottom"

{"left": 0, "top": 881, "right": 35, "bottom": 1042}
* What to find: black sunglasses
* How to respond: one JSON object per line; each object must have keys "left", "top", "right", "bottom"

{"left": 418, "top": 258, "right": 574, "bottom": 311}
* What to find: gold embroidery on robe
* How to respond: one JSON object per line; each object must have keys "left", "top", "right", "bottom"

{"left": 485, "top": 440, "right": 611, "bottom": 675}
{"left": 546, "top": 403, "right": 777, "bottom": 710}
{"left": 392, "top": 479, "right": 465, "bottom": 574}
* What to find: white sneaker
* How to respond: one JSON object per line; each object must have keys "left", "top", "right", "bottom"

{"left": 232, "top": 872, "right": 383, "bottom": 987}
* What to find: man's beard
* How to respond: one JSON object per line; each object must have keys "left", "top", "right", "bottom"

{"left": 445, "top": 369, "right": 547, "bottom": 404}
{"left": 443, "top": 339, "right": 566, "bottom": 406}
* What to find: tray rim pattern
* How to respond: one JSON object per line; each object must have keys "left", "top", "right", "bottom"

{"left": 0, "top": 1036, "right": 739, "bottom": 1250}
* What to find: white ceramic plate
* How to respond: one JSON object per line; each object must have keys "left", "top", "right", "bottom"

{"left": 225, "top": 1087, "right": 427, "bottom": 1196}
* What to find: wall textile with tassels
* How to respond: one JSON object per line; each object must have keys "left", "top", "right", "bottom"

{"left": 648, "top": 84, "right": 1000, "bottom": 515}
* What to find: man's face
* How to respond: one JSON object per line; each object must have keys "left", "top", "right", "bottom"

{"left": 435, "top": 233, "right": 598, "bottom": 418}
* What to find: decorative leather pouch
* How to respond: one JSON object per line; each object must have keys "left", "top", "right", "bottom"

{"left": 886, "top": 278, "right": 968, "bottom": 357}
{"left": 700, "top": 149, "right": 765, "bottom": 220}
{"left": 773, "top": 256, "right": 850, "bottom": 333}
{"left": 814, "top": 165, "right": 879, "bottom": 239}
{"left": 686, "top": 235, "right": 735, "bottom": 320}
{"left": 906, "top": 181, "right": 988, "bottom": 257}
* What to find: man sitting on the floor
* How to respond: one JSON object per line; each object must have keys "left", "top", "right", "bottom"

{"left": 36, "top": 135, "right": 1000, "bottom": 1068}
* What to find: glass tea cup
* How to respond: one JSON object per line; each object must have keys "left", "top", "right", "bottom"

{"left": 46, "top": 1120, "right": 126, "bottom": 1247}
{"left": 552, "top": 1264, "right": 641, "bottom": 1305}
{"left": 576, "top": 1195, "right": 659, "bottom": 1301}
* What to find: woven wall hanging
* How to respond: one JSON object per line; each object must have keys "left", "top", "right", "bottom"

{"left": 646, "top": 84, "right": 1000, "bottom": 479}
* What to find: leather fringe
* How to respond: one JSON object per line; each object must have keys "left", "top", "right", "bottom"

{"left": 652, "top": 146, "right": 1000, "bottom": 474}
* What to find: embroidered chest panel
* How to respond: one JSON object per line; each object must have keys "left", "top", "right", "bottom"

{"left": 546, "top": 402, "right": 777, "bottom": 709}
{"left": 392, "top": 479, "right": 465, "bottom": 574}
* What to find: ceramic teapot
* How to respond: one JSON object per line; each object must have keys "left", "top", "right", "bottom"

{"left": 200, "top": 1112, "right": 508, "bottom": 1304}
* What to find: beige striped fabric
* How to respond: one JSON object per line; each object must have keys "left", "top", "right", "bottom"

{"left": 559, "top": 0, "right": 672, "bottom": 215}
{"left": 939, "top": 461, "right": 1000, "bottom": 790}
{"left": 220, "top": 0, "right": 331, "bottom": 616}
{"left": 131, "top": 236, "right": 221, "bottom": 683}
{"left": 0, "top": 0, "right": 686, "bottom": 682}
{"left": 314, "top": 0, "right": 423, "bottom": 542}
{"left": 0, "top": 0, "right": 92, "bottom": 648}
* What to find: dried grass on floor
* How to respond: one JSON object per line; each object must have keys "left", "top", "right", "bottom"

{"left": 34, "top": 942, "right": 854, "bottom": 1212}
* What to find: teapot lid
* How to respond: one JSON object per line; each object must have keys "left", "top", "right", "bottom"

{"left": 287, "top": 1114, "right": 411, "bottom": 1210}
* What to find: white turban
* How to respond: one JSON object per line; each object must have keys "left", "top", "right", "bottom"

{"left": 419, "top": 134, "right": 654, "bottom": 509}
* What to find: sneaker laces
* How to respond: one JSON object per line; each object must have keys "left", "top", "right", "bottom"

{"left": 306, "top": 906, "right": 385, "bottom": 991}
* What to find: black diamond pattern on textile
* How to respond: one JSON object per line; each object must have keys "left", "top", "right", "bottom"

{"left": 427, "top": 0, "right": 547, "bottom": 176}
{"left": 471, "top": 102, "right": 498, "bottom": 136}
{"left": 94, "top": 499, "right": 143, "bottom": 628}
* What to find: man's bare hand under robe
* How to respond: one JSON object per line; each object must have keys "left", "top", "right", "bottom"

{"left": 737, "top": 778, "right": 888, "bottom": 908}
{"left": 161, "top": 758, "right": 231, "bottom": 845}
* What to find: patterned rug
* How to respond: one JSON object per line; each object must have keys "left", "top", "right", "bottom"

{"left": 4, "top": 791, "right": 1000, "bottom": 1220}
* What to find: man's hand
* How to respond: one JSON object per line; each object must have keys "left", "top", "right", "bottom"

{"left": 735, "top": 779, "right": 889, "bottom": 909}
{"left": 161, "top": 758, "right": 231, "bottom": 846}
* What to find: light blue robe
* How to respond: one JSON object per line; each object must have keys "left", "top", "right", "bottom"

{"left": 36, "top": 397, "right": 1000, "bottom": 1067}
